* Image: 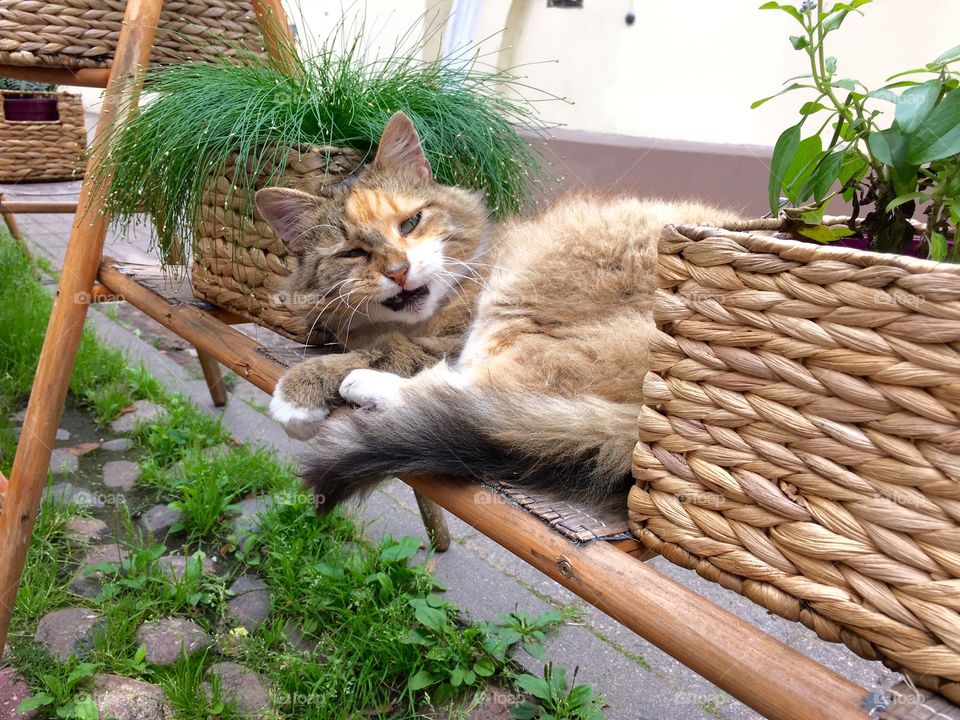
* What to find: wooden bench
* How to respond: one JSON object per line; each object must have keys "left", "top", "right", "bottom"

{"left": 1, "top": 2, "right": 958, "bottom": 719}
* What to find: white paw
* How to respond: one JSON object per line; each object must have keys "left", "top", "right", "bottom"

{"left": 269, "top": 381, "right": 329, "bottom": 440}
{"left": 339, "top": 369, "right": 406, "bottom": 409}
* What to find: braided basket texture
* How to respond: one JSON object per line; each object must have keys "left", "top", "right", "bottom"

{"left": 629, "top": 220, "right": 960, "bottom": 702}
{"left": 190, "top": 146, "right": 366, "bottom": 344}
{"left": 0, "top": 0, "right": 262, "bottom": 69}
{"left": 0, "top": 90, "right": 85, "bottom": 181}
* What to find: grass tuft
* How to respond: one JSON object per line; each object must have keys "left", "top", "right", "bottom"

{"left": 93, "top": 22, "right": 548, "bottom": 263}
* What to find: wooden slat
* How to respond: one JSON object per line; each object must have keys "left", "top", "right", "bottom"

{"left": 98, "top": 259, "right": 285, "bottom": 394}
{"left": 0, "top": 201, "right": 78, "bottom": 214}
{"left": 404, "top": 474, "right": 870, "bottom": 720}
{"left": 0, "top": 64, "right": 111, "bottom": 88}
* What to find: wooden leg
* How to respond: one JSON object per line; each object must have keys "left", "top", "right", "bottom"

{"left": 404, "top": 474, "right": 869, "bottom": 720}
{"left": 0, "top": 470, "right": 7, "bottom": 511}
{"left": 0, "top": 0, "right": 163, "bottom": 655}
{"left": 1, "top": 209, "right": 27, "bottom": 248}
{"left": 414, "top": 491, "right": 451, "bottom": 552}
{"left": 196, "top": 349, "right": 228, "bottom": 407}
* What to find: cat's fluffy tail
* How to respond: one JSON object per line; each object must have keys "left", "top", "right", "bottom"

{"left": 301, "top": 383, "right": 640, "bottom": 514}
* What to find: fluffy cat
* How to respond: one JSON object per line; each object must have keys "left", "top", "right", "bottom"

{"left": 256, "top": 113, "right": 489, "bottom": 440}
{"left": 258, "top": 111, "right": 739, "bottom": 511}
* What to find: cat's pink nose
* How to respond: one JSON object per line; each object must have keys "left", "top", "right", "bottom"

{"left": 385, "top": 263, "right": 410, "bottom": 287}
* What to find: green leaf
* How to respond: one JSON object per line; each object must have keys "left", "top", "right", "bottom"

{"left": 789, "top": 35, "right": 809, "bottom": 50}
{"left": 886, "top": 192, "right": 931, "bottom": 211}
{"left": 759, "top": 2, "right": 803, "bottom": 21}
{"left": 869, "top": 127, "right": 908, "bottom": 167}
{"left": 896, "top": 79, "right": 941, "bottom": 135}
{"left": 832, "top": 79, "right": 857, "bottom": 91}
{"left": 516, "top": 674, "right": 553, "bottom": 701}
{"left": 932, "top": 43, "right": 960, "bottom": 67}
{"left": 66, "top": 662, "right": 98, "bottom": 687}
{"left": 379, "top": 535, "right": 421, "bottom": 563}
{"left": 509, "top": 702, "right": 538, "bottom": 720}
{"left": 451, "top": 666, "right": 465, "bottom": 687}
{"left": 414, "top": 603, "right": 447, "bottom": 633}
{"left": 867, "top": 88, "right": 899, "bottom": 103}
{"left": 799, "top": 101, "right": 827, "bottom": 115}
{"left": 17, "top": 694, "right": 54, "bottom": 712}
{"left": 811, "top": 151, "right": 844, "bottom": 201}
{"left": 906, "top": 89, "right": 960, "bottom": 163}
{"left": 930, "top": 231, "right": 948, "bottom": 261}
{"left": 825, "top": 56, "right": 838, "bottom": 77}
{"left": 751, "top": 82, "right": 810, "bottom": 109}
{"left": 567, "top": 684, "right": 597, "bottom": 707}
{"left": 74, "top": 695, "right": 100, "bottom": 720}
{"left": 523, "top": 638, "right": 547, "bottom": 660}
{"left": 797, "top": 225, "right": 856, "bottom": 243}
{"left": 474, "top": 657, "right": 496, "bottom": 677}
{"left": 408, "top": 670, "right": 438, "bottom": 691}
{"left": 782, "top": 135, "right": 823, "bottom": 202}
{"left": 769, "top": 123, "right": 802, "bottom": 212}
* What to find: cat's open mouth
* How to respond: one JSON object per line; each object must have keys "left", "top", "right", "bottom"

{"left": 382, "top": 285, "right": 430, "bottom": 312}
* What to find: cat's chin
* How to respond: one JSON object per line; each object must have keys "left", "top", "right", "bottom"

{"left": 373, "top": 283, "right": 441, "bottom": 324}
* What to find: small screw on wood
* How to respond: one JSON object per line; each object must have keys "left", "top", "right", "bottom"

{"left": 558, "top": 559, "right": 573, "bottom": 578}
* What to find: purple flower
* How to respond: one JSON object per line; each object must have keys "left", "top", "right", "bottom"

{"left": 800, "top": 0, "right": 815, "bottom": 11}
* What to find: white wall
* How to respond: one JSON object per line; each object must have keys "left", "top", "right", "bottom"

{"left": 73, "top": 0, "right": 960, "bottom": 148}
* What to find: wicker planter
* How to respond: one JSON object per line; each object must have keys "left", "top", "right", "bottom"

{"left": 629, "top": 220, "right": 960, "bottom": 702}
{"left": 190, "top": 146, "right": 366, "bottom": 344}
{"left": 0, "top": 90, "right": 86, "bottom": 182}
{"left": 0, "top": 0, "right": 263, "bottom": 70}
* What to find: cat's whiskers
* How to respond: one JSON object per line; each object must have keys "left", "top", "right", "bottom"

{"left": 433, "top": 270, "right": 472, "bottom": 316}
{"left": 337, "top": 295, "right": 372, "bottom": 347}
{"left": 289, "top": 222, "right": 343, "bottom": 246}
{"left": 299, "top": 277, "right": 357, "bottom": 354}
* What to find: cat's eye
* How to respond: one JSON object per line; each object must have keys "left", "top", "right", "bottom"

{"left": 334, "top": 247, "right": 370, "bottom": 259}
{"left": 399, "top": 212, "right": 422, "bottom": 236}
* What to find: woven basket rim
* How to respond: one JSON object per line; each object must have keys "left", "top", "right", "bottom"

{"left": 675, "top": 215, "right": 960, "bottom": 276}
{"left": 0, "top": 90, "right": 78, "bottom": 99}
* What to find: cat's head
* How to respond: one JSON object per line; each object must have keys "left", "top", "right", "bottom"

{"left": 255, "top": 112, "right": 489, "bottom": 342}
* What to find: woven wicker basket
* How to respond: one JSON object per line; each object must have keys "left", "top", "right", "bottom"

{"left": 0, "top": 0, "right": 262, "bottom": 69}
{"left": 0, "top": 90, "right": 86, "bottom": 182}
{"left": 629, "top": 220, "right": 960, "bottom": 702}
{"left": 190, "top": 145, "right": 366, "bottom": 344}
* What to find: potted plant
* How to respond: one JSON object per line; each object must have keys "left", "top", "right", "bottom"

{"left": 754, "top": 0, "right": 959, "bottom": 261}
{"left": 629, "top": 0, "right": 960, "bottom": 705}
{"left": 0, "top": 79, "right": 60, "bottom": 122}
{"left": 93, "top": 27, "right": 546, "bottom": 343}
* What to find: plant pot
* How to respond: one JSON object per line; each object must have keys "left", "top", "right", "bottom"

{"left": 2, "top": 95, "right": 59, "bottom": 122}
{"left": 0, "top": 91, "right": 87, "bottom": 182}
{"left": 190, "top": 146, "right": 365, "bottom": 345}
{"left": 629, "top": 218, "right": 960, "bottom": 703}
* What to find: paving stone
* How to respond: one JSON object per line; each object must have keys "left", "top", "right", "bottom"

{"left": 102, "top": 459, "right": 141, "bottom": 491}
{"left": 140, "top": 504, "right": 184, "bottom": 535}
{"left": 34, "top": 608, "right": 103, "bottom": 660}
{"left": 157, "top": 553, "right": 216, "bottom": 581}
{"left": 226, "top": 575, "right": 271, "bottom": 631}
{"left": 69, "top": 543, "right": 130, "bottom": 598}
{"left": 229, "top": 495, "right": 275, "bottom": 550}
{"left": 48, "top": 448, "right": 78, "bottom": 475}
{"left": 205, "top": 662, "right": 270, "bottom": 719}
{"left": 136, "top": 618, "right": 213, "bottom": 665}
{"left": 64, "top": 517, "right": 109, "bottom": 545}
{"left": 11, "top": 409, "right": 26, "bottom": 423}
{"left": 44, "top": 482, "right": 105, "bottom": 509}
{"left": 55, "top": 428, "right": 71, "bottom": 441}
{"left": 0, "top": 667, "right": 36, "bottom": 720}
{"left": 110, "top": 400, "right": 165, "bottom": 434}
{"left": 101, "top": 438, "right": 134, "bottom": 452}
{"left": 90, "top": 674, "right": 171, "bottom": 720}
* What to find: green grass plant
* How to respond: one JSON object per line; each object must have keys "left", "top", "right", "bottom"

{"left": 94, "top": 22, "right": 547, "bottom": 263}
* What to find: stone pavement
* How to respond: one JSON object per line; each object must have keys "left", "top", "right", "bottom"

{"left": 3, "top": 177, "right": 897, "bottom": 720}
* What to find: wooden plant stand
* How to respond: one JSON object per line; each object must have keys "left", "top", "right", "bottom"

{"left": 0, "top": 3, "right": 954, "bottom": 719}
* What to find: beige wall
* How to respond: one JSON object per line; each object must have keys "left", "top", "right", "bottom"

{"left": 294, "top": 0, "right": 960, "bottom": 147}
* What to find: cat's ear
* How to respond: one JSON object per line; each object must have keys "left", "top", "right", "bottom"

{"left": 255, "top": 187, "right": 321, "bottom": 253}
{"left": 373, "top": 112, "right": 432, "bottom": 182}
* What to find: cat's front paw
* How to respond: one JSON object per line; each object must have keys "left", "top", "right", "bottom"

{"left": 339, "top": 369, "right": 407, "bottom": 410}
{"left": 270, "top": 376, "right": 330, "bottom": 440}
